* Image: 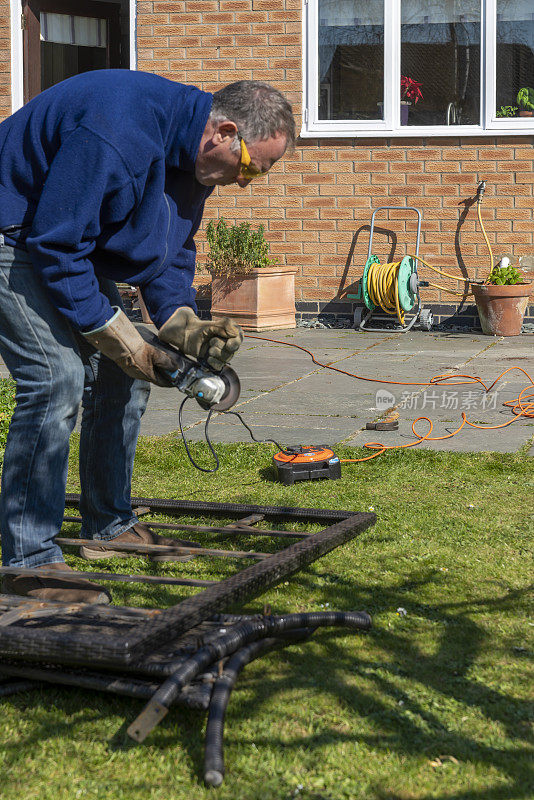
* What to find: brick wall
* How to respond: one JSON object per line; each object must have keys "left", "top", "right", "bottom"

{"left": 0, "top": 3, "right": 531, "bottom": 322}
{"left": 137, "top": 0, "right": 534, "bottom": 322}
{"left": 0, "top": 0, "right": 11, "bottom": 121}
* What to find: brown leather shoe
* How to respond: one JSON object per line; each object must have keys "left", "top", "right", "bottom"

{"left": 2, "top": 562, "right": 111, "bottom": 604}
{"left": 79, "top": 522, "right": 200, "bottom": 562}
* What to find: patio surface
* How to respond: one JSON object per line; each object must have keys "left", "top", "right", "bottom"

{"left": 1, "top": 327, "right": 531, "bottom": 455}
{"left": 140, "top": 327, "right": 533, "bottom": 455}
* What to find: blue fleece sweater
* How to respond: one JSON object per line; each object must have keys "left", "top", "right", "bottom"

{"left": 0, "top": 70, "right": 214, "bottom": 330}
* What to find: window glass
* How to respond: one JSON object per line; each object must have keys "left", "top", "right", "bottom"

{"left": 496, "top": 1, "right": 534, "bottom": 119}
{"left": 40, "top": 12, "right": 108, "bottom": 93}
{"left": 40, "top": 13, "right": 108, "bottom": 47}
{"left": 401, "top": 0, "right": 481, "bottom": 126}
{"left": 318, "top": 0, "right": 384, "bottom": 120}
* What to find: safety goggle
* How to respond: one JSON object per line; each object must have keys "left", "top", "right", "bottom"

{"left": 237, "top": 133, "right": 268, "bottom": 180}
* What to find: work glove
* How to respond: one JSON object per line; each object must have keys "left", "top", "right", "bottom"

{"left": 158, "top": 306, "right": 243, "bottom": 371}
{"left": 83, "top": 308, "right": 179, "bottom": 386}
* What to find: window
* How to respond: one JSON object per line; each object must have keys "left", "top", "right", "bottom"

{"left": 22, "top": 1, "right": 130, "bottom": 103}
{"left": 495, "top": 0, "right": 534, "bottom": 118}
{"left": 401, "top": 1, "right": 481, "bottom": 127}
{"left": 304, "top": 0, "right": 534, "bottom": 135}
{"left": 318, "top": 0, "right": 384, "bottom": 121}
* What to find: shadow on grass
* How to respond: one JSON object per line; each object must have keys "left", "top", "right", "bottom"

{"left": 0, "top": 559, "right": 531, "bottom": 799}
{"left": 0, "top": 685, "right": 207, "bottom": 793}
{"left": 259, "top": 465, "right": 279, "bottom": 482}
{"left": 196, "top": 569, "right": 532, "bottom": 796}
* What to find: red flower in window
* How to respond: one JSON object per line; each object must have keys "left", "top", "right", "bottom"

{"left": 401, "top": 75, "right": 423, "bottom": 104}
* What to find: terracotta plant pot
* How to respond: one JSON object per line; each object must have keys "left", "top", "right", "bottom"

{"left": 518, "top": 110, "right": 533, "bottom": 117}
{"left": 211, "top": 266, "right": 297, "bottom": 331}
{"left": 471, "top": 282, "right": 532, "bottom": 336}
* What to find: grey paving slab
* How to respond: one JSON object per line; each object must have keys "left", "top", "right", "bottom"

{"left": 180, "top": 413, "right": 358, "bottom": 446}
{"left": 144, "top": 385, "right": 205, "bottom": 419}
{"left": 135, "top": 410, "right": 194, "bottom": 437}
{"left": 1, "top": 327, "right": 532, "bottom": 454}
{"left": 237, "top": 372, "right": 375, "bottom": 411}
{"left": 348, "top": 425, "right": 533, "bottom": 453}
{"left": 344, "top": 384, "right": 533, "bottom": 452}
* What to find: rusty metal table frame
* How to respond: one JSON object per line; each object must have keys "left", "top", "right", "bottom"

{"left": 0, "top": 496, "right": 375, "bottom": 669}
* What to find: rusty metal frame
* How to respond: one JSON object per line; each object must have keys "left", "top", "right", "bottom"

{"left": 0, "top": 497, "right": 375, "bottom": 669}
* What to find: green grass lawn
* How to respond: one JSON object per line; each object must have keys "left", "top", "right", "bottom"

{"left": 0, "top": 378, "right": 532, "bottom": 800}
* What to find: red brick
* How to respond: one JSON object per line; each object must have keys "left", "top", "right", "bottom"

{"left": 302, "top": 175, "right": 334, "bottom": 184}
{"left": 478, "top": 148, "right": 514, "bottom": 160}
{"left": 390, "top": 162, "right": 424, "bottom": 173}
{"left": 153, "top": 2, "right": 186, "bottom": 10}
{"left": 236, "top": 12, "right": 269, "bottom": 22}
{"left": 203, "top": 12, "right": 236, "bottom": 23}
{"left": 267, "top": 35, "right": 296, "bottom": 45}
{"left": 219, "top": 1, "right": 250, "bottom": 8}
{"left": 171, "top": 12, "right": 201, "bottom": 22}
{"left": 424, "top": 162, "right": 461, "bottom": 173}
{"left": 371, "top": 173, "right": 409, "bottom": 185}
{"left": 443, "top": 148, "right": 477, "bottom": 160}
{"left": 201, "top": 36, "right": 235, "bottom": 47}
{"left": 168, "top": 36, "right": 201, "bottom": 46}
{"left": 372, "top": 149, "right": 406, "bottom": 161}
{"left": 405, "top": 149, "right": 442, "bottom": 159}
{"left": 154, "top": 24, "right": 186, "bottom": 34}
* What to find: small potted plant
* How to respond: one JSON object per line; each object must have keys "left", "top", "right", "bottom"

{"left": 471, "top": 260, "right": 532, "bottom": 336}
{"left": 400, "top": 75, "right": 423, "bottom": 124}
{"left": 516, "top": 87, "right": 534, "bottom": 117}
{"left": 495, "top": 105, "right": 518, "bottom": 118}
{"left": 204, "top": 218, "right": 296, "bottom": 331}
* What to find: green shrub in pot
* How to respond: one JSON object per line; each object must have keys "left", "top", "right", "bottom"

{"left": 486, "top": 263, "right": 523, "bottom": 286}
{"left": 205, "top": 218, "right": 278, "bottom": 278}
{"left": 516, "top": 87, "right": 534, "bottom": 113}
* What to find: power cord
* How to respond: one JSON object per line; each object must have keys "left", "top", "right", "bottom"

{"left": 178, "top": 396, "right": 291, "bottom": 473}
{"left": 221, "top": 409, "right": 290, "bottom": 453}
{"left": 247, "top": 336, "right": 534, "bottom": 463}
{"left": 178, "top": 357, "right": 534, "bottom": 472}
{"left": 178, "top": 396, "right": 219, "bottom": 473}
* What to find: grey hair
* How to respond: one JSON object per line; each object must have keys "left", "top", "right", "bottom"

{"left": 209, "top": 81, "right": 296, "bottom": 153}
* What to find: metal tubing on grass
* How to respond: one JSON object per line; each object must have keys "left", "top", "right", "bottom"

{"left": 65, "top": 494, "right": 354, "bottom": 523}
{"left": 127, "top": 611, "right": 372, "bottom": 742}
{"left": 56, "top": 537, "right": 269, "bottom": 560}
{"left": 0, "top": 663, "right": 163, "bottom": 702}
{"left": 0, "top": 566, "right": 214, "bottom": 588}
{"left": 62, "top": 516, "right": 308, "bottom": 540}
{"left": 203, "top": 637, "right": 286, "bottom": 787}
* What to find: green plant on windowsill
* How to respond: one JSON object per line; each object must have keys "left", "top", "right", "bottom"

{"left": 516, "top": 87, "right": 534, "bottom": 115}
{"left": 495, "top": 105, "right": 518, "bottom": 117}
{"left": 486, "top": 263, "right": 523, "bottom": 285}
{"left": 204, "top": 218, "right": 279, "bottom": 278}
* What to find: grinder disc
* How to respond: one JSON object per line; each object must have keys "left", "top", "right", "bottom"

{"left": 210, "top": 365, "right": 241, "bottom": 411}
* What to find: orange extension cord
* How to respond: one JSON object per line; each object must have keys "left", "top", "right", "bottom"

{"left": 245, "top": 335, "right": 534, "bottom": 463}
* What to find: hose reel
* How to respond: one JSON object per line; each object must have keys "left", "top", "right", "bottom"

{"left": 349, "top": 207, "right": 434, "bottom": 332}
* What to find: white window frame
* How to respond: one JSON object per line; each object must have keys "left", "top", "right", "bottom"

{"left": 10, "top": 0, "right": 137, "bottom": 113}
{"left": 302, "top": 0, "right": 534, "bottom": 137}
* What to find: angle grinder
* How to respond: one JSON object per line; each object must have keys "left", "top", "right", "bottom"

{"left": 141, "top": 328, "right": 241, "bottom": 411}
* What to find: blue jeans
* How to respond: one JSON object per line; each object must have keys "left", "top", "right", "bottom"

{"left": 0, "top": 242, "right": 150, "bottom": 567}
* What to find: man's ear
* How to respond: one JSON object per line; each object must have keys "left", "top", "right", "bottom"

{"left": 213, "top": 120, "right": 238, "bottom": 143}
